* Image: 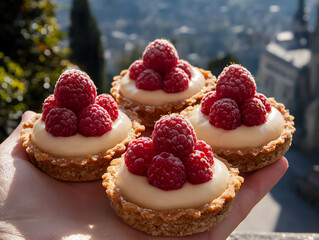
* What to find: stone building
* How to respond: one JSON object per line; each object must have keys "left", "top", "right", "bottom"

{"left": 258, "top": 0, "right": 319, "bottom": 151}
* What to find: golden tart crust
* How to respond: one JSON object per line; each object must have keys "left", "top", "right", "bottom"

{"left": 20, "top": 109, "right": 144, "bottom": 181}
{"left": 181, "top": 98, "right": 295, "bottom": 172}
{"left": 102, "top": 156, "right": 243, "bottom": 236}
{"left": 111, "top": 68, "right": 216, "bottom": 127}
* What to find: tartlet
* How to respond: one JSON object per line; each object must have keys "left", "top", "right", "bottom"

{"left": 20, "top": 109, "right": 144, "bottom": 181}
{"left": 103, "top": 156, "right": 242, "bottom": 236}
{"left": 102, "top": 114, "right": 243, "bottom": 236}
{"left": 20, "top": 69, "right": 144, "bottom": 181}
{"left": 181, "top": 64, "right": 295, "bottom": 172}
{"left": 111, "top": 39, "right": 216, "bottom": 127}
{"left": 181, "top": 99, "right": 295, "bottom": 172}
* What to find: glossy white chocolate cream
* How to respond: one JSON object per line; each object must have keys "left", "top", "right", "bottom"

{"left": 187, "top": 105, "right": 285, "bottom": 148}
{"left": 31, "top": 110, "right": 132, "bottom": 157}
{"left": 116, "top": 158, "right": 229, "bottom": 210}
{"left": 119, "top": 67, "right": 205, "bottom": 105}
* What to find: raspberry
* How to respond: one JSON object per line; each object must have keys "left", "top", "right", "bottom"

{"left": 255, "top": 93, "right": 272, "bottom": 113}
{"left": 42, "top": 94, "right": 57, "bottom": 121}
{"left": 194, "top": 140, "right": 214, "bottom": 165}
{"left": 54, "top": 69, "right": 97, "bottom": 113}
{"left": 95, "top": 94, "right": 119, "bottom": 121}
{"left": 176, "top": 59, "right": 193, "bottom": 79}
{"left": 125, "top": 137, "right": 156, "bottom": 176}
{"left": 216, "top": 64, "right": 256, "bottom": 105}
{"left": 45, "top": 107, "right": 77, "bottom": 137}
{"left": 147, "top": 152, "right": 186, "bottom": 190}
{"left": 128, "top": 60, "right": 145, "bottom": 80}
{"left": 142, "top": 39, "right": 179, "bottom": 74}
{"left": 184, "top": 150, "right": 213, "bottom": 184}
{"left": 152, "top": 114, "right": 196, "bottom": 160}
{"left": 201, "top": 91, "right": 219, "bottom": 116}
{"left": 209, "top": 98, "right": 241, "bottom": 130}
{"left": 162, "top": 67, "right": 189, "bottom": 93}
{"left": 240, "top": 98, "right": 267, "bottom": 126}
{"left": 136, "top": 69, "right": 162, "bottom": 91}
{"left": 77, "top": 104, "right": 112, "bottom": 137}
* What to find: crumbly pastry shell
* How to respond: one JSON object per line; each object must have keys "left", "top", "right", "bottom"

{"left": 111, "top": 68, "right": 216, "bottom": 127}
{"left": 20, "top": 110, "right": 145, "bottom": 181}
{"left": 102, "top": 156, "right": 243, "bottom": 236}
{"left": 181, "top": 98, "right": 295, "bottom": 172}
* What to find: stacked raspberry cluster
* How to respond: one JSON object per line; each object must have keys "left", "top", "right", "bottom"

{"left": 201, "top": 64, "right": 271, "bottom": 130}
{"left": 128, "top": 39, "right": 193, "bottom": 93}
{"left": 42, "top": 69, "right": 119, "bottom": 137}
{"left": 124, "top": 114, "right": 215, "bottom": 191}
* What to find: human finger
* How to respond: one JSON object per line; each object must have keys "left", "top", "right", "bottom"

{"left": 209, "top": 157, "right": 288, "bottom": 239}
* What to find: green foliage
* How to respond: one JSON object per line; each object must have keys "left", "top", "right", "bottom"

{"left": 0, "top": 53, "right": 27, "bottom": 140}
{"left": 0, "top": 0, "right": 72, "bottom": 142}
{"left": 69, "top": 0, "right": 106, "bottom": 93}
{"left": 207, "top": 53, "right": 239, "bottom": 77}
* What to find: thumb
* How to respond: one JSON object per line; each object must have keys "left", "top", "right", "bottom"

{"left": 21, "top": 110, "right": 37, "bottom": 123}
{"left": 15, "top": 110, "right": 37, "bottom": 135}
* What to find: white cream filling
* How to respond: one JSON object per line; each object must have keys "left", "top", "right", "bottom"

{"left": 119, "top": 67, "right": 205, "bottom": 105}
{"left": 31, "top": 111, "right": 132, "bottom": 157}
{"left": 116, "top": 158, "right": 229, "bottom": 211}
{"left": 186, "top": 106, "right": 285, "bottom": 148}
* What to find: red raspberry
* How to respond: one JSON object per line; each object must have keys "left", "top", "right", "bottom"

{"left": 54, "top": 69, "right": 97, "bottom": 113}
{"left": 255, "top": 93, "right": 272, "bottom": 112}
{"left": 128, "top": 60, "right": 145, "bottom": 80}
{"left": 147, "top": 152, "right": 186, "bottom": 190}
{"left": 162, "top": 67, "right": 189, "bottom": 93}
{"left": 209, "top": 98, "right": 241, "bottom": 130}
{"left": 194, "top": 140, "right": 214, "bottom": 165}
{"left": 136, "top": 69, "right": 162, "bottom": 91}
{"left": 125, "top": 137, "right": 156, "bottom": 176}
{"left": 240, "top": 98, "right": 267, "bottom": 126}
{"left": 216, "top": 64, "right": 256, "bottom": 105}
{"left": 45, "top": 107, "right": 77, "bottom": 137}
{"left": 95, "top": 94, "right": 119, "bottom": 121}
{"left": 142, "top": 39, "right": 179, "bottom": 74}
{"left": 184, "top": 150, "right": 213, "bottom": 184}
{"left": 201, "top": 91, "right": 219, "bottom": 116}
{"left": 176, "top": 59, "right": 193, "bottom": 79}
{"left": 77, "top": 104, "right": 112, "bottom": 137}
{"left": 152, "top": 114, "right": 196, "bottom": 160}
{"left": 42, "top": 94, "right": 57, "bottom": 121}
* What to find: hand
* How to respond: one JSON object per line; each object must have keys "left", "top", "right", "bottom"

{"left": 0, "top": 111, "right": 288, "bottom": 240}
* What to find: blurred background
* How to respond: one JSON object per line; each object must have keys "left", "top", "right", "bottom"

{"left": 0, "top": 0, "right": 318, "bottom": 235}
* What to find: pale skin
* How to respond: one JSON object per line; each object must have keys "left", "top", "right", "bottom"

{"left": 0, "top": 111, "right": 288, "bottom": 240}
